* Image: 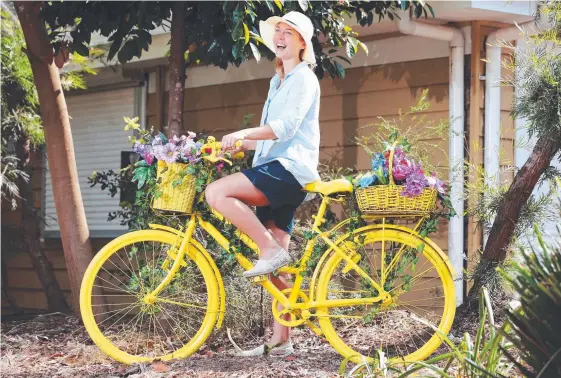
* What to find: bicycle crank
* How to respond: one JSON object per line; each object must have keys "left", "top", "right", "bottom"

{"left": 272, "top": 289, "right": 310, "bottom": 327}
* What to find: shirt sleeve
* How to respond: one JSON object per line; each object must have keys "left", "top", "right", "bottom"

{"left": 268, "top": 74, "right": 318, "bottom": 143}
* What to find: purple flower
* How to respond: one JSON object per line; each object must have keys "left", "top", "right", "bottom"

{"left": 154, "top": 143, "right": 180, "bottom": 163}
{"left": 426, "top": 172, "right": 446, "bottom": 194}
{"left": 133, "top": 141, "right": 149, "bottom": 154}
{"left": 402, "top": 161, "right": 428, "bottom": 197}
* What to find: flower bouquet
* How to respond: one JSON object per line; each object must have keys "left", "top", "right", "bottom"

{"left": 125, "top": 117, "right": 243, "bottom": 214}
{"left": 352, "top": 141, "right": 447, "bottom": 215}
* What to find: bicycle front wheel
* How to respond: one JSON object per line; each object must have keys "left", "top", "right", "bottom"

{"left": 80, "top": 230, "right": 219, "bottom": 364}
{"left": 316, "top": 225, "right": 455, "bottom": 363}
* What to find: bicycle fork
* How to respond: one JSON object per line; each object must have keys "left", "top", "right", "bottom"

{"left": 142, "top": 215, "right": 197, "bottom": 304}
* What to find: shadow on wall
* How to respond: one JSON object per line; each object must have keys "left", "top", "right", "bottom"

{"left": 326, "top": 59, "right": 449, "bottom": 174}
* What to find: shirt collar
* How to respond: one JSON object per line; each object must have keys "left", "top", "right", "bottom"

{"left": 273, "top": 61, "right": 309, "bottom": 85}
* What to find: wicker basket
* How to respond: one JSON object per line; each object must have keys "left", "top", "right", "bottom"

{"left": 355, "top": 142, "right": 437, "bottom": 215}
{"left": 152, "top": 160, "right": 197, "bottom": 214}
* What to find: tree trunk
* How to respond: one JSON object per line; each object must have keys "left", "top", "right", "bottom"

{"left": 1, "top": 258, "right": 22, "bottom": 314}
{"left": 16, "top": 138, "right": 69, "bottom": 312}
{"left": 481, "top": 135, "right": 559, "bottom": 262}
{"left": 15, "top": 2, "right": 99, "bottom": 314}
{"left": 166, "top": 1, "right": 186, "bottom": 138}
{"left": 456, "top": 135, "right": 560, "bottom": 318}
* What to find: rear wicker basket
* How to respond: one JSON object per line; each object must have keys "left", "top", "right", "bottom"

{"left": 355, "top": 142, "right": 437, "bottom": 216}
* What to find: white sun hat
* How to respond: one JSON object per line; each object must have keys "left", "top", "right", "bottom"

{"left": 259, "top": 11, "right": 316, "bottom": 65}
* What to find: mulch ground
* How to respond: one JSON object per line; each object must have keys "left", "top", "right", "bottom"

{"left": 1, "top": 313, "right": 344, "bottom": 378}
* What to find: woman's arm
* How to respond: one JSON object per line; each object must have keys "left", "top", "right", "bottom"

{"left": 221, "top": 125, "right": 276, "bottom": 150}
{"left": 242, "top": 139, "right": 258, "bottom": 151}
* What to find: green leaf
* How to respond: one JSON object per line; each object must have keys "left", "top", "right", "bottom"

{"left": 334, "top": 61, "right": 345, "bottom": 78}
{"left": 232, "top": 9, "right": 244, "bottom": 24}
{"left": 328, "top": 48, "right": 338, "bottom": 54}
{"left": 232, "top": 22, "right": 243, "bottom": 41}
{"left": 345, "top": 38, "right": 358, "bottom": 59}
{"left": 232, "top": 41, "right": 243, "bottom": 59}
{"left": 336, "top": 55, "right": 352, "bottom": 65}
{"left": 358, "top": 41, "right": 369, "bottom": 55}
{"left": 414, "top": 4, "right": 423, "bottom": 19}
{"left": 73, "top": 43, "right": 89, "bottom": 57}
{"left": 243, "top": 23, "right": 250, "bottom": 45}
{"left": 427, "top": 4, "right": 436, "bottom": 18}
{"left": 274, "top": 0, "right": 283, "bottom": 11}
{"left": 118, "top": 39, "right": 138, "bottom": 64}
{"left": 249, "top": 42, "right": 261, "bottom": 62}
{"left": 298, "top": 0, "right": 308, "bottom": 11}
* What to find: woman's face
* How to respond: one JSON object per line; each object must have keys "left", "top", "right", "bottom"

{"left": 273, "top": 22, "right": 305, "bottom": 61}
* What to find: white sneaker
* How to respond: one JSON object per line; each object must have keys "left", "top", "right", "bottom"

{"left": 236, "top": 341, "right": 295, "bottom": 357}
{"left": 242, "top": 248, "right": 292, "bottom": 278}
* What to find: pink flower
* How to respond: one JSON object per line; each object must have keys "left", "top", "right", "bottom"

{"left": 154, "top": 143, "right": 179, "bottom": 163}
{"left": 171, "top": 135, "right": 187, "bottom": 145}
{"left": 392, "top": 164, "right": 409, "bottom": 181}
{"left": 187, "top": 131, "right": 196, "bottom": 139}
{"left": 426, "top": 172, "right": 446, "bottom": 194}
{"left": 143, "top": 152, "right": 155, "bottom": 166}
{"left": 216, "top": 162, "right": 225, "bottom": 172}
{"left": 181, "top": 140, "right": 197, "bottom": 157}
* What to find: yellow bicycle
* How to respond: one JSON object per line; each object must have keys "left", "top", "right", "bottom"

{"left": 79, "top": 138, "right": 456, "bottom": 365}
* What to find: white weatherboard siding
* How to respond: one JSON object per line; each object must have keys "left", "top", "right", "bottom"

{"left": 44, "top": 88, "right": 135, "bottom": 237}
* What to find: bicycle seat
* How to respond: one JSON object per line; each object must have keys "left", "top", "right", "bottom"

{"left": 303, "top": 179, "right": 353, "bottom": 196}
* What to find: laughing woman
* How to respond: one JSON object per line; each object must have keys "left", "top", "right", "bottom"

{"left": 204, "top": 11, "right": 321, "bottom": 356}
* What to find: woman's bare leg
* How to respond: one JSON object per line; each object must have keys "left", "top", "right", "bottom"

{"left": 264, "top": 220, "right": 292, "bottom": 346}
{"left": 205, "top": 173, "right": 281, "bottom": 258}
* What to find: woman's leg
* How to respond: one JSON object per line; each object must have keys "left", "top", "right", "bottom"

{"left": 264, "top": 220, "right": 292, "bottom": 346}
{"left": 205, "top": 173, "right": 281, "bottom": 258}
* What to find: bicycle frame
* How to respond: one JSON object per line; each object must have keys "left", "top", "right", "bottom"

{"left": 146, "top": 192, "right": 428, "bottom": 315}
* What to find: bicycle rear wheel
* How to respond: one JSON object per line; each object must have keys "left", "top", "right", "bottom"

{"left": 315, "top": 225, "right": 455, "bottom": 363}
{"left": 80, "top": 230, "right": 219, "bottom": 364}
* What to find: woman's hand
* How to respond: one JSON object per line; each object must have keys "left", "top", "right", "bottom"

{"left": 221, "top": 130, "right": 246, "bottom": 151}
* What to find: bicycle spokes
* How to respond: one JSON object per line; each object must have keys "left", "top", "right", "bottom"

{"left": 316, "top": 228, "right": 455, "bottom": 362}
{"left": 90, "top": 239, "right": 210, "bottom": 358}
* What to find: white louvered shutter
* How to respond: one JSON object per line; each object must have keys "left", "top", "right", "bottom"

{"left": 44, "top": 88, "right": 135, "bottom": 237}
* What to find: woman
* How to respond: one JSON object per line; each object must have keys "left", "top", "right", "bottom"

{"left": 205, "top": 11, "right": 321, "bottom": 356}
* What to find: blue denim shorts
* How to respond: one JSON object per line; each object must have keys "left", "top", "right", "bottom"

{"left": 241, "top": 160, "right": 306, "bottom": 234}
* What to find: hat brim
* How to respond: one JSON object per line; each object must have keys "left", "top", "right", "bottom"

{"left": 259, "top": 18, "right": 316, "bottom": 65}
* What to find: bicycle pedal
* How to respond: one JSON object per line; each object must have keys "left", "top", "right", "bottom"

{"left": 250, "top": 275, "right": 268, "bottom": 283}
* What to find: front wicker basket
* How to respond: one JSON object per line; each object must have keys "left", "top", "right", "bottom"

{"left": 355, "top": 142, "right": 437, "bottom": 216}
{"left": 152, "top": 161, "right": 196, "bottom": 214}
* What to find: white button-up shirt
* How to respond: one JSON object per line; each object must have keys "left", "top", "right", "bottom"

{"left": 253, "top": 61, "right": 321, "bottom": 186}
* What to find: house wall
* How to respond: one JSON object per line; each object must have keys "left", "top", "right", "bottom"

{"left": 2, "top": 28, "right": 516, "bottom": 314}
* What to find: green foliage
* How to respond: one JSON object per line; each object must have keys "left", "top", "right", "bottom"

{"left": 501, "top": 0, "right": 561, "bottom": 148}
{"left": 0, "top": 9, "right": 93, "bottom": 210}
{"left": 341, "top": 288, "right": 516, "bottom": 378}
{"left": 499, "top": 224, "right": 561, "bottom": 378}
{"left": 41, "top": 1, "right": 433, "bottom": 79}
